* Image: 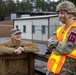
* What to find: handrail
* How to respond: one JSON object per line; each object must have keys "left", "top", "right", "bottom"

{"left": 33, "top": 52, "right": 48, "bottom": 62}
{"left": 0, "top": 53, "right": 34, "bottom": 75}
{"left": 0, "top": 52, "right": 48, "bottom": 75}
{"left": 0, "top": 53, "right": 31, "bottom": 60}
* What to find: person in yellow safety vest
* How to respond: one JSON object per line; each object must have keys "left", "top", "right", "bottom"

{"left": 46, "top": 1, "right": 76, "bottom": 75}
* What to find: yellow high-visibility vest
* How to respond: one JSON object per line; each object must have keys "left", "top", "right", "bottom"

{"left": 47, "top": 22, "right": 76, "bottom": 74}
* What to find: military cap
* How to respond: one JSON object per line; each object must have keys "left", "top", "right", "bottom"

{"left": 56, "top": 1, "right": 76, "bottom": 13}
{"left": 10, "top": 28, "right": 22, "bottom": 35}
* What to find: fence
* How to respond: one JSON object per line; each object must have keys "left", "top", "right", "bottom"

{"left": 0, "top": 52, "right": 48, "bottom": 75}
{"left": 32, "top": 24, "right": 60, "bottom": 41}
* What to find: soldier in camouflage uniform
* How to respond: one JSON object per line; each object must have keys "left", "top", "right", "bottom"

{"left": 0, "top": 28, "right": 39, "bottom": 75}
{"left": 46, "top": 1, "right": 76, "bottom": 75}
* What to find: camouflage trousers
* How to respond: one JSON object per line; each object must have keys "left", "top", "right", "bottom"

{"left": 46, "top": 68, "right": 75, "bottom": 75}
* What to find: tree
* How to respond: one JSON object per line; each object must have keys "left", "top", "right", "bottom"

{"left": 5, "top": 0, "right": 17, "bottom": 16}
{"left": 0, "top": 0, "right": 60, "bottom": 20}
{"left": 19, "top": 0, "right": 33, "bottom": 12}
{"left": 35, "top": 0, "right": 49, "bottom": 11}
{"left": 0, "top": 0, "right": 6, "bottom": 20}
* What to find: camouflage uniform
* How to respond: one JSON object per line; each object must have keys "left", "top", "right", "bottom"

{"left": 46, "top": 28, "right": 76, "bottom": 75}
{"left": 46, "top": 1, "right": 76, "bottom": 75}
{"left": 0, "top": 40, "right": 39, "bottom": 75}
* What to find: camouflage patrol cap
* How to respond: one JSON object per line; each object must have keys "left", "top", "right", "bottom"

{"left": 10, "top": 28, "right": 22, "bottom": 35}
{"left": 56, "top": 1, "right": 76, "bottom": 13}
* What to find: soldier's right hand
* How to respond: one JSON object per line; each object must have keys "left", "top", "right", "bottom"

{"left": 13, "top": 49, "right": 22, "bottom": 55}
{"left": 18, "top": 47, "right": 24, "bottom": 52}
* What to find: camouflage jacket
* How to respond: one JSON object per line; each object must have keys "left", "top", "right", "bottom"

{"left": 46, "top": 27, "right": 76, "bottom": 73}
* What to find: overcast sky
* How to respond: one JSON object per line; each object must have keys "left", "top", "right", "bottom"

{"left": 14, "top": 0, "right": 58, "bottom": 2}
{"left": 43, "top": 0, "right": 58, "bottom": 1}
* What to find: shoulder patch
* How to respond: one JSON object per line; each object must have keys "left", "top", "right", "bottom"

{"left": 67, "top": 32, "right": 76, "bottom": 43}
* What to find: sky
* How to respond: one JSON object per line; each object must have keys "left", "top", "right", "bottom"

{"left": 46, "top": 0, "right": 58, "bottom": 2}
{"left": 14, "top": 0, "right": 58, "bottom": 2}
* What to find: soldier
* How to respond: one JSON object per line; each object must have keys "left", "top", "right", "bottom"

{"left": 0, "top": 28, "right": 39, "bottom": 75}
{"left": 46, "top": 1, "right": 76, "bottom": 75}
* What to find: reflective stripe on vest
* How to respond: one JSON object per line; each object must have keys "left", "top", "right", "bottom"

{"left": 47, "top": 22, "right": 76, "bottom": 74}
{"left": 47, "top": 52, "right": 66, "bottom": 74}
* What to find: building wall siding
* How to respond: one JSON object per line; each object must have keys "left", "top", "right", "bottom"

{"left": 14, "top": 15, "right": 60, "bottom": 41}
